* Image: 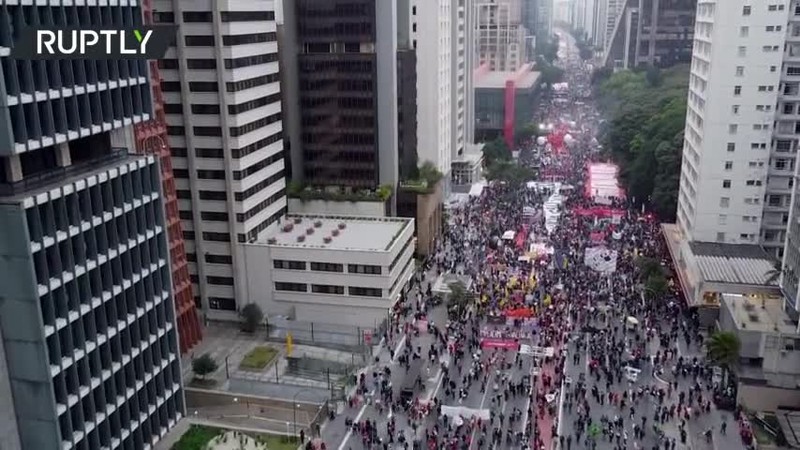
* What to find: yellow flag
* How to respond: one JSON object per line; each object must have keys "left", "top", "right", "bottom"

{"left": 286, "top": 332, "right": 293, "bottom": 356}
{"left": 544, "top": 294, "right": 551, "bottom": 306}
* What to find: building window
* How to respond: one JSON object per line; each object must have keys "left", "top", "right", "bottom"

{"left": 167, "top": 126, "right": 185, "bottom": 136}
{"left": 209, "top": 297, "right": 237, "bottom": 311}
{"left": 222, "top": 32, "right": 277, "bottom": 46}
{"left": 171, "top": 147, "right": 188, "bottom": 157}
{"left": 192, "top": 104, "right": 221, "bottom": 114}
{"left": 185, "top": 35, "right": 215, "bottom": 46}
{"left": 743, "top": 5, "right": 751, "bottom": 15}
{"left": 205, "top": 254, "right": 233, "bottom": 264}
{"left": 275, "top": 282, "right": 307, "bottom": 292}
{"left": 220, "top": 11, "right": 275, "bottom": 22}
{"left": 189, "top": 82, "right": 219, "bottom": 92}
{"left": 348, "top": 264, "right": 382, "bottom": 275}
{"left": 727, "top": 143, "right": 735, "bottom": 152}
{"left": 158, "top": 59, "right": 178, "bottom": 69}
{"left": 718, "top": 214, "right": 727, "bottom": 225}
{"left": 724, "top": 161, "right": 733, "bottom": 170}
{"left": 226, "top": 73, "right": 281, "bottom": 92}
{"left": 310, "top": 262, "right": 344, "bottom": 272}
{"left": 161, "top": 81, "right": 181, "bottom": 92}
{"left": 200, "top": 211, "right": 229, "bottom": 221}
{"left": 720, "top": 197, "right": 730, "bottom": 207}
{"left": 390, "top": 239, "right": 412, "bottom": 271}
{"left": 194, "top": 127, "right": 223, "bottom": 136}
{"left": 311, "top": 284, "right": 345, "bottom": 295}
{"left": 274, "top": 259, "right": 306, "bottom": 270}
{"left": 199, "top": 190, "right": 227, "bottom": 201}
{"left": 229, "top": 94, "right": 282, "bottom": 115}
{"left": 183, "top": 11, "right": 213, "bottom": 22}
{"left": 738, "top": 46, "right": 747, "bottom": 56}
{"left": 203, "top": 232, "right": 231, "bottom": 242}
{"left": 187, "top": 59, "right": 217, "bottom": 70}
{"left": 164, "top": 103, "right": 183, "bottom": 114}
{"left": 173, "top": 169, "right": 189, "bottom": 179}
{"left": 197, "top": 170, "right": 226, "bottom": 180}
{"left": 230, "top": 112, "right": 282, "bottom": 137}
{"left": 231, "top": 131, "right": 283, "bottom": 159}
{"left": 153, "top": 12, "right": 175, "bottom": 23}
{"left": 716, "top": 232, "right": 725, "bottom": 242}
{"left": 740, "top": 26, "right": 749, "bottom": 37}
{"left": 722, "top": 180, "right": 731, "bottom": 188}
{"left": 197, "top": 148, "right": 224, "bottom": 158}
{"left": 735, "top": 66, "right": 744, "bottom": 76}
{"left": 729, "top": 124, "right": 738, "bottom": 134}
{"left": 349, "top": 286, "right": 383, "bottom": 297}
{"left": 224, "top": 53, "right": 279, "bottom": 70}
{"left": 207, "top": 276, "right": 234, "bottom": 286}
{"left": 734, "top": 86, "right": 742, "bottom": 96}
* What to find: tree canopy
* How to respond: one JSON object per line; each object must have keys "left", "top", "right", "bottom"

{"left": 482, "top": 137, "right": 512, "bottom": 166}
{"left": 595, "top": 65, "right": 689, "bottom": 220}
{"left": 536, "top": 56, "right": 565, "bottom": 87}
{"left": 706, "top": 331, "right": 741, "bottom": 369}
{"left": 485, "top": 160, "right": 537, "bottom": 186}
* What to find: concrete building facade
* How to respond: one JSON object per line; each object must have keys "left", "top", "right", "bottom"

{"left": 476, "top": 1, "right": 529, "bottom": 71}
{"left": 0, "top": 3, "right": 184, "bottom": 449}
{"left": 411, "top": 0, "right": 454, "bottom": 181}
{"left": 677, "top": 0, "right": 796, "bottom": 258}
{"left": 153, "top": 0, "right": 288, "bottom": 320}
{"left": 242, "top": 215, "right": 415, "bottom": 329}
{"left": 281, "top": 0, "right": 399, "bottom": 190}
{"left": 602, "top": 0, "right": 696, "bottom": 69}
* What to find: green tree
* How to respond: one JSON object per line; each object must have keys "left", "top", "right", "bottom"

{"left": 706, "top": 331, "right": 741, "bottom": 370}
{"left": 764, "top": 260, "right": 783, "bottom": 285}
{"left": 644, "top": 274, "right": 669, "bottom": 300}
{"left": 482, "top": 137, "right": 511, "bottom": 166}
{"left": 536, "top": 58, "right": 565, "bottom": 86}
{"left": 485, "top": 160, "right": 536, "bottom": 186}
{"left": 635, "top": 256, "right": 665, "bottom": 280}
{"left": 447, "top": 282, "right": 472, "bottom": 317}
{"left": 514, "top": 123, "right": 540, "bottom": 147}
{"left": 192, "top": 353, "right": 218, "bottom": 380}
{"left": 240, "top": 303, "right": 264, "bottom": 333}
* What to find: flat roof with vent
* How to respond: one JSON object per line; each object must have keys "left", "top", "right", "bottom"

{"left": 689, "top": 242, "right": 779, "bottom": 286}
{"left": 721, "top": 293, "right": 797, "bottom": 333}
{"left": 258, "top": 214, "right": 413, "bottom": 251}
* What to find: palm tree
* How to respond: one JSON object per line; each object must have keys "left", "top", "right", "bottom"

{"left": 706, "top": 331, "right": 741, "bottom": 386}
{"left": 764, "top": 261, "right": 783, "bottom": 285}
{"left": 447, "top": 282, "right": 471, "bottom": 317}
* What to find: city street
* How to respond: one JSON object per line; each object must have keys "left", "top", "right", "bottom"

{"left": 317, "top": 28, "right": 751, "bottom": 450}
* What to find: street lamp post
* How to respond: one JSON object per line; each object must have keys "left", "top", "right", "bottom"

{"left": 292, "top": 389, "right": 326, "bottom": 443}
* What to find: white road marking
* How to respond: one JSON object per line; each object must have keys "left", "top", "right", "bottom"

{"left": 391, "top": 335, "right": 407, "bottom": 364}
{"left": 337, "top": 394, "right": 370, "bottom": 450}
{"left": 469, "top": 372, "right": 494, "bottom": 449}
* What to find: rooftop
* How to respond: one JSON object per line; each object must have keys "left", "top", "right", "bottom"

{"left": 689, "top": 242, "right": 779, "bottom": 286}
{"left": 259, "top": 214, "right": 412, "bottom": 251}
{"left": 476, "top": 70, "right": 541, "bottom": 90}
{"left": 721, "top": 294, "right": 797, "bottom": 334}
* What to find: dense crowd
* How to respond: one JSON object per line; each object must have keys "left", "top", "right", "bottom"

{"left": 321, "top": 35, "right": 733, "bottom": 450}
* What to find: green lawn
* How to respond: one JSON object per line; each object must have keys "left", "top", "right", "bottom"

{"left": 239, "top": 346, "right": 279, "bottom": 371}
{"left": 171, "top": 425, "right": 300, "bottom": 450}
{"left": 172, "top": 425, "right": 220, "bottom": 450}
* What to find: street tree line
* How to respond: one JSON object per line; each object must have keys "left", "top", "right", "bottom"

{"left": 594, "top": 65, "right": 689, "bottom": 221}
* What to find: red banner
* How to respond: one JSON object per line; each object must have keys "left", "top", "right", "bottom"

{"left": 504, "top": 308, "right": 534, "bottom": 318}
{"left": 480, "top": 338, "right": 521, "bottom": 350}
{"left": 572, "top": 207, "right": 625, "bottom": 218}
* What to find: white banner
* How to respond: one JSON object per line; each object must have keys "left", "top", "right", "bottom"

{"left": 584, "top": 247, "right": 618, "bottom": 274}
{"left": 440, "top": 406, "right": 490, "bottom": 421}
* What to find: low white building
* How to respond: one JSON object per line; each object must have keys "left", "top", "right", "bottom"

{"left": 243, "top": 214, "right": 416, "bottom": 328}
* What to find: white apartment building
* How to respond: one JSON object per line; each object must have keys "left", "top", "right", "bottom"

{"left": 677, "top": 0, "right": 791, "bottom": 256}
{"left": 412, "top": 0, "right": 454, "bottom": 182}
{"left": 476, "top": 1, "right": 529, "bottom": 71}
{"left": 242, "top": 215, "right": 415, "bottom": 329}
{"left": 453, "top": 0, "right": 477, "bottom": 157}
{"left": 153, "top": 0, "right": 288, "bottom": 320}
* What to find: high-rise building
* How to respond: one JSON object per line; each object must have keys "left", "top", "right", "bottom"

{"left": 603, "top": 0, "right": 696, "bottom": 69}
{"left": 0, "top": 3, "right": 185, "bottom": 449}
{"left": 411, "top": 0, "right": 454, "bottom": 183}
{"left": 475, "top": 0, "right": 529, "bottom": 71}
{"left": 281, "top": 0, "right": 399, "bottom": 190}
{"left": 455, "top": 0, "right": 477, "bottom": 155}
{"left": 135, "top": 0, "right": 202, "bottom": 354}
{"left": 677, "top": 0, "right": 791, "bottom": 255}
{"left": 153, "top": 0, "right": 288, "bottom": 319}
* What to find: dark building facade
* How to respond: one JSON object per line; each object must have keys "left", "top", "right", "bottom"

{"left": 281, "top": 0, "right": 399, "bottom": 189}
{"left": 604, "top": 0, "right": 695, "bottom": 69}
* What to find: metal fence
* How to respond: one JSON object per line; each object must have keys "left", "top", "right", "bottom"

{"left": 267, "top": 317, "right": 383, "bottom": 353}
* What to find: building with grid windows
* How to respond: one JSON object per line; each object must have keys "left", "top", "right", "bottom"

{"left": 152, "top": 0, "right": 288, "bottom": 320}
{"left": 0, "top": 3, "right": 184, "bottom": 450}
{"left": 242, "top": 214, "right": 415, "bottom": 329}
